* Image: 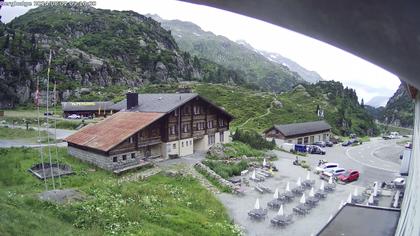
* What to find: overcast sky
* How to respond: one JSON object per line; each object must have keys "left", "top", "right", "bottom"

{"left": 2, "top": 0, "right": 401, "bottom": 105}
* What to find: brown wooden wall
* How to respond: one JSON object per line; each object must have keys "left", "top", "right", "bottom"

{"left": 109, "top": 96, "right": 232, "bottom": 155}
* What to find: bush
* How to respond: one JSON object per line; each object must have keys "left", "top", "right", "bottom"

{"left": 203, "top": 160, "right": 248, "bottom": 179}
{"left": 224, "top": 142, "right": 264, "bottom": 157}
{"left": 232, "top": 128, "right": 275, "bottom": 150}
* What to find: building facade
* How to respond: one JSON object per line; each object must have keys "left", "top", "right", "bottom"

{"left": 64, "top": 93, "right": 233, "bottom": 173}
{"left": 61, "top": 101, "right": 114, "bottom": 118}
{"left": 264, "top": 120, "right": 331, "bottom": 145}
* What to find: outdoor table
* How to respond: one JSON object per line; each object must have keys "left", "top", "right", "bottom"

{"left": 351, "top": 195, "right": 365, "bottom": 204}
{"left": 306, "top": 196, "right": 319, "bottom": 206}
{"left": 302, "top": 180, "right": 315, "bottom": 188}
{"left": 267, "top": 198, "right": 284, "bottom": 208}
{"left": 324, "top": 183, "right": 336, "bottom": 192}
{"left": 270, "top": 214, "right": 293, "bottom": 226}
{"left": 293, "top": 203, "right": 312, "bottom": 215}
{"left": 292, "top": 186, "right": 305, "bottom": 195}
{"left": 315, "top": 190, "right": 327, "bottom": 199}
{"left": 248, "top": 208, "right": 268, "bottom": 219}
{"left": 282, "top": 191, "right": 295, "bottom": 201}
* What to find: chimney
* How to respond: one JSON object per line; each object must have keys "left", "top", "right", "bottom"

{"left": 126, "top": 92, "right": 138, "bottom": 110}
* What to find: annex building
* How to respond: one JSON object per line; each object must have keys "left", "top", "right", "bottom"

{"left": 61, "top": 101, "right": 114, "bottom": 118}
{"left": 264, "top": 120, "right": 331, "bottom": 145}
{"left": 64, "top": 93, "right": 233, "bottom": 173}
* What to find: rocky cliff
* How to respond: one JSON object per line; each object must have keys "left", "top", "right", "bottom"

{"left": 0, "top": 6, "right": 246, "bottom": 107}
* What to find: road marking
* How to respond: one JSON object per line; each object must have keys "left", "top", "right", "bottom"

{"left": 345, "top": 147, "right": 397, "bottom": 173}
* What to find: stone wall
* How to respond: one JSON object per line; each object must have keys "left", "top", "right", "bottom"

{"left": 68, "top": 146, "right": 114, "bottom": 171}
{"left": 194, "top": 162, "right": 236, "bottom": 192}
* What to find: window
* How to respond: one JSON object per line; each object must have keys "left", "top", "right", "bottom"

{"left": 207, "top": 120, "right": 213, "bottom": 129}
{"left": 304, "top": 137, "right": 309, "bottom": 144}
{"left": 219, "top": 119, "right": 225, "bottom": 127}
{"left": 129, "top": 137, "right": 133, "bottom": 143}
{"left": 173, "top": 143, "right": 176, "bottom": 149}
{"left": 182, "top": 141, "right": 184, "bottom": 148}
{"left": 122, "top": 155, "right": 127, "bottom": 161}
{"left": 297, "top": 138, "right": 303, "bottom": 144}
{"left": 113, "top": 156, "right": 118, "bottom": 162}
{"left": 220, "top": 132, "right": 224, "bottom": 142}
{"left": 183, "top": 124, "right": 189, "bottom": 133}
{"left": 169, "top": 125, "right": 177, "bottom": 135}
{"left": 174, "top": 109, "right": 179, "bottom": 117}
{"left": 189, "top": 140, "right": 192, "bottom": 145}
{"left": 131, "top": 153, "right": 135, "bottom": 159}
{"left": 208, "top": 134, "right": 215, "bottom": 145}
{"left": 193, "top": 105, "right": 201, "bottom": 114}
{"left": 186, "top": 141, "right": 188, "bottom": 147}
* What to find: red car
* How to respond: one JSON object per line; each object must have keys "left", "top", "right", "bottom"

{"left": 337, "top": 170, "right": 360, "bottom": 182}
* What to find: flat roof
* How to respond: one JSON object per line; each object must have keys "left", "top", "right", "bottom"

{"left": 317, "top": 204, "right": 400, "bottom": 236}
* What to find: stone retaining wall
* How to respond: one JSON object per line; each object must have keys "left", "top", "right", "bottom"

{"left": 194, "top": 162, "right": 237, "bottom": 192}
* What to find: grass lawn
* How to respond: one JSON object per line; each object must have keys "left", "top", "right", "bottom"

{"left": 0, "top": 147, "right": 240, "bottom": 236}
{"left": 0, "top": 126, "right": 48, "bottom": 140}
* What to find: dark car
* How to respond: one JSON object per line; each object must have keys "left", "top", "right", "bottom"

{"left": 314, "top": 141, "right": 326, "bottom": 147}
{"left": 44, "top": 112, "right": 53, "bottom": 116}
{"left": 326, "top": 141, "right": 334, "bottom": 147}
{"left": 341, "top": 140, "right": 352, "bottom": 146}
{"left": 337, "top": 170, "right": 360, "bottom": 183}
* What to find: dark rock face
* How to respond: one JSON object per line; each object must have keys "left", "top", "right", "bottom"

{"left": 0, "top": 6, "right": 208, "bottom": 107}
{"left": 382, "top": 83, "right": 414, "bottom": 128}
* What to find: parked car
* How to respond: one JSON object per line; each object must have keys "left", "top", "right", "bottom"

{"left": 341, "top": 140, "right": 352, "bottom": 146}
{"left": 314, "top": 141, "right": 326, "bottom": 147}
{"left": 67, "top": 114, "right": 81, "bottom": 119}
{"left": 315, "top": 162, "right": 339, "bottom": 174}
{"left": 308, "top": 145, "right": 326, "bottom": 155}
{"left": 320, "top": 167, "right": 346, "bottom": 180}
{"left": 330, "top": 136, "right": 342, "bottom": 144}
{"left": 337, "top": 170, "right": 360, "bottom": 183}
{"left": 326, "top": 141, "right": 334, "bottom": 147}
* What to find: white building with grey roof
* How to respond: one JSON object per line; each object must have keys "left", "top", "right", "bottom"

{"left": 264, "top": 120, "right": 332, "bottom": 145}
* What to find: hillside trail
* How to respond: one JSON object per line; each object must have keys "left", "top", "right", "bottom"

{"left": 237, "top": 95, "right": 276, "bottom": 129}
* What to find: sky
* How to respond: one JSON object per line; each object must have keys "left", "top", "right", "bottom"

{"left": 1, "top": 0, "right": 401, "bottom": 106}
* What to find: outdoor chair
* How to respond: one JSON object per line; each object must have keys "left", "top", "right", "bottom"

{"left": 302, "top": 180, "right": 315, "bottom": 189}
{"left": 270, "top": 214, "right": 293, "bottom": 226}
{"left": 293, "top": 203, "right": 311, "bottom": 215}
{"left": 248, "top": 208, "right": 268, "bottom": 220}
{"left": 291, "top": 186, "right": 305, "bottom": 195}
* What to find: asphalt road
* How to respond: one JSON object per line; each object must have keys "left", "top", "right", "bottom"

{"left": 308, "top": 138, "right": 405, "bottom": 187}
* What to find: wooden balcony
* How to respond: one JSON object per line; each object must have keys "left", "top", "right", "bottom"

{"left": 193, "top": 130, "right": 205, "bottom": 139}
{"left": 138, "top": 137, "right": 161, "bottom": 147}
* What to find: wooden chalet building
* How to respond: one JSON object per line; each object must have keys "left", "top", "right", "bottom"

{"left": 264, "top": 120, "right": 331, "bottom": 145}
{"left": 64, "top": 93, "right": 233, "bottom": 173}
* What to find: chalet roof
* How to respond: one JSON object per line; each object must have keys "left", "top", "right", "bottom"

{"left": 111, "top": 93, "right": 198, "bottom": 113}
{"left": 269, "top": 120, "right": 331, "bottom": 137}
{"left": 64, "top": 112, "right": 164, "bottom": 152}
{"left": 61, "top": 101, "right": 114, "bottom": 111}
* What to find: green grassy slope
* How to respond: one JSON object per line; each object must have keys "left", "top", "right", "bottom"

{"left": 0, "top": 148, "right": 239, "bottom": 236}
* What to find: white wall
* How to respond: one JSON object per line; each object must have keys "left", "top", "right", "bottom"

{"left": 163, "top": 138, "right": 194, "bottom": 158}
{"left": 223, "top": 130, "right": 231, "bottom": 143}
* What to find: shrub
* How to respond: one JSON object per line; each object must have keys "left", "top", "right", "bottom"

{"left": 203, "top": 160, "right": 248, "bottom": 179}
{"left": 232, "top": 128, "right": 275, "bottom": 150}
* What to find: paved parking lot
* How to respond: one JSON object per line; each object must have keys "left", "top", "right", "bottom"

{"left": 217, "top": 138, "right": 405, "bottom": 236}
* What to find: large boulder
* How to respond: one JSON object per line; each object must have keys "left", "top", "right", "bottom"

{"left": 207, "top": 143, "right": 230, "bottom": 159}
